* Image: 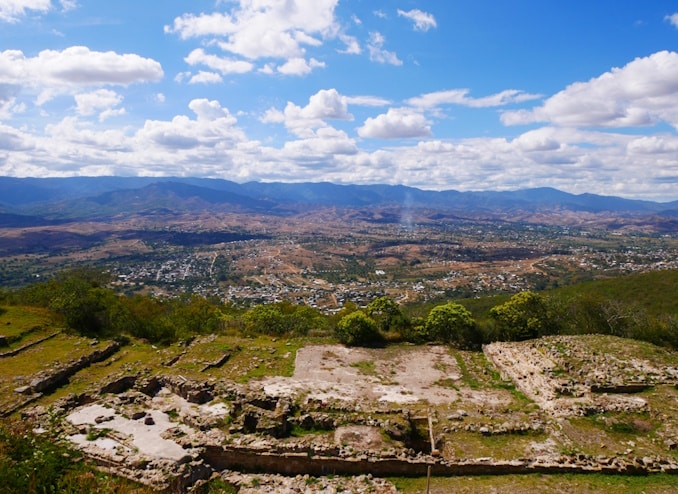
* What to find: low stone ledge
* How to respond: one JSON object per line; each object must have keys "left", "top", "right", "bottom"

{"left": 21, "top": 341, "right": 120, "bottom": 396}
{"left": 0, "top": 331, "right": 61, "bottom": 358}
{"left": 590, "top": 383, "right": 652, "bottom": 394}
{"left": 202, "top": 445, "right": 678, "bottom": 478}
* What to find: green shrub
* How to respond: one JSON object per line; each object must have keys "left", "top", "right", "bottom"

{"left": 424, "top": 302, "right": 479, "bottom": 348}
{"left": 335, "top": 310, "right": 383, "bottom": 347}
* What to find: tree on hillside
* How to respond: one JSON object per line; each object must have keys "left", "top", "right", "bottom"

{"left": 366, "top": 296, "right": 407, "bottom": 333}
{"left": 424, "top": 302, "right": 478, "bottom": 348}
{"left": 335, "top": 310, "right": 382, "bottom": 347}
{"left": 243, "top": 301, "right": 324, "bottom": 336}
{"left": 489, "top": 291, "right": 553, "bottom": 341}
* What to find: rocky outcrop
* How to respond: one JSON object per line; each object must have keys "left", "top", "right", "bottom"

{"left": 161, "top": 375, "right": 215, "bottom": 404}
{"left": 483, "top": 337, "right": 660, "bottom": 416}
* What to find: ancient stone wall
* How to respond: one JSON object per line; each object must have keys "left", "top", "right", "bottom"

{"left": 27, "top": 341, "right": 120, "bottom": 394}
{"left": 202, "top": 445, "right": 676, "bottom": 477}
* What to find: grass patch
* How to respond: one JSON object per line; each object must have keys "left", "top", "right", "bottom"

{"left": 453, "top": 351, "right": 480, "bottom": 390}
{"left": 350, "top": 359, "right": 376, "bottom": 376}
{"left": 86, "top": 427, "right": 110, "bottom": 441}
{"left": 433, "top": 377, "right": 459, "bottom": 390}
{"left": 0, "top": 305, "right": 59, "bottom": 339}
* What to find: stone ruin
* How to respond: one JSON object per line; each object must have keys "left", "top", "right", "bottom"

{"left": 16, "top": 336, "right": 678, "bottom": 491}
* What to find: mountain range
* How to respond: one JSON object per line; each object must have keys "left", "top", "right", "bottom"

{"left": 1, "top": 176, "right": 677, "bottom": 226}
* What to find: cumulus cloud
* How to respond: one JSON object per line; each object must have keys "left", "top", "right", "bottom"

{"left": 282, "top": 126, "right": 358, "bottom": 161}
{"left": 184, "top": 48, "right": 254, "bottom": 75}
{"left": 166, "top": 0, "right": 338, "bottom": 76}
{"left": 408, "top": 88, "right": 541, "bottom": 109}
{"left": 358, "top": 108, "right": 431, "bottom": 139}
{"left": 262, "top": 88, "right": 352, "bottom": 137}
{"left": 187, "top": 71, "right": 223, "bottom": 84}
{"left": 512, "top": 128, "right": 562, "bottom": 152}
{"left": 0, "top": 123, "right": 29, "bottom": 150}
{"left": 501, "top": 50, "right": 678, "bottom": 129}
{"left": 0, "top": 46, "right": 163, "bottom": 97}
{"left": 74, "top": 89, "right": 123, "bottom": 119}
{"left": 0, "top": 0, "right": 51, "bottom": 22}
{"left": 397, "top": 9, "right": 437, "bottom": 32}
{"left": 366, "top": 32, "right": 402, "bottom": 66}
{"left": 277, "top": 57, "right": 325, "bottom": 76}
{"left": 136, "top": 99, "right": 245, "bottom": 150}
{"left": 627, "top": 135, "right": 678, "bottom": 154}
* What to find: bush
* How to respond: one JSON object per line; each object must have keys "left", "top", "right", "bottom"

{"left": 243, "top": 301, "right": 325, "bottom": 336}
{"left": 0, "top": 419, "right": 79, "bottom": 494}
{"left": 424, "top": 302, "right": 479, "bottom": 348}
{"left": 489, "top": 291, "right": 554, "bottom": 341}
{"left": 335, "top": 311, "right": 383, "bottom": 347}
{"left": 366, "top": 296, "right": 408, "bottom": 333}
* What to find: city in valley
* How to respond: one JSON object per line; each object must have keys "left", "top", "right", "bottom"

{"left": 1, "top": 206, "right": 677, "bottom": 308}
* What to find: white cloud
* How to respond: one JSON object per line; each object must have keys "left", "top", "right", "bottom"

{"left": 512, "top": 128, "right": 562, "bottom": 152}
{"left": 74, "top": 89, "right": 122, "bottom": 117}
{"left": 0, "top": 83, "right": 23, "bottom": 119}
{"left": 59, "top": 0, "right": 76, "bottom": 12}
{"left": 665, "top": 13, "right": 678, "bottom": 28}
{"left": 627, "top": 135, "right": 678, "bottom": 154}
{"left": 408, "top": 88, "right": 541, "bottom": 109}
{"left": 99, "top": 107, "right": 126, "bottom": 122}
{"left": 397, "top": 9, "right": 437, "bottom": 32}
{"left": 0, "top": 123, "right": 29, "bottom": 150}
{"left": 501, "top": 50, "right": 678, "bottom": 129}
{"left": 338, "top": 34, "right": 361, "bottom": 55}
{"left": 282, "top": 126, "right": 358, "bottom": 160}
{"left": 0, "top": 0, "right": 51, "bottom": 23}
{"left": 258, "top": 63, "right": 275, "bottom": 75}
{"left": 304, "top": 88, "right": 352, "bottom": 120}
{"left": 262, "top": 88, "right": 352, "bottom": 137}
{"left": 277, "top": 57, "right": 325, "bottom": 76}
{"left": 358, "top": 108, "right": 431, "bottom": 139}
{"left": 0, "top": 98, "right": 25, "bottom": 120}
{"left": 0, "top": 46, "right": 163, "bottom": 95}
{"left": 136, "top": 99, "right": 245, "bottom": 150}
{"left": 344, "top": 95, "right": 391, "bottom": 107}
{"left": 167, "top": 0, "right": 339, "bottom": 72}
{"left": 44, "top": 116, "right": 129, "bottom": 151}
{"left": 188, "top": 71, "right": 223, "bottom": 84}
{"left": 367, "top": 32, "right": 402, "bottom": 66}
{"left": 184, "top": 48, "right": 253, "bottom": 75}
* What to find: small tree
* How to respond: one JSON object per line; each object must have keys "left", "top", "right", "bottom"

{"left": 243, "top": 304, "right": 287, "bottom": 336}
{"left": 424, "top": 302, "right": 478, "bottom": 348}
{"left": 335, "top": 310, "right": 382, "bottom": 347}
{"left": 366, "top": 296, "right": 406, "bottom": 332}
{"left": 489, "top": 291, "right": 552, "bottom": 341}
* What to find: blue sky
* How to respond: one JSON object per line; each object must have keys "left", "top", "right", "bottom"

{"left": 1, "top": 1, "right": 678, "bottom": 200}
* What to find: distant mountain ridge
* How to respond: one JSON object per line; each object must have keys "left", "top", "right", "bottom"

{"left": 1, "top": 176, "right": 677, "bottom": 222}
